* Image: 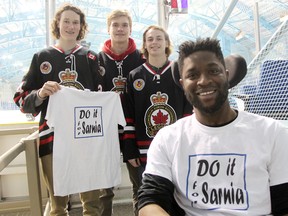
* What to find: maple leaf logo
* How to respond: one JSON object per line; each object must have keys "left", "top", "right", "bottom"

{"left": 152, "top": 110, "right": 168, "bottom": 124}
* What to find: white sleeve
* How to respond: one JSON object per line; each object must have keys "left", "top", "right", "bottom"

{"left": 144, "top": 128, "right": 173, "bottom": 181}
{"left": 115, "top": 94, "right": 126, "bottom": 127}
{"left": 45, "top": 93, "right": 58, "bottom": 128}
{"left": 268, "top": 122, "right": 288, "bottom": 186}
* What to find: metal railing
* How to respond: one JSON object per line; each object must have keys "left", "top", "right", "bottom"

{"left": 0, "top": 127, "right": 43, "bottom": 215}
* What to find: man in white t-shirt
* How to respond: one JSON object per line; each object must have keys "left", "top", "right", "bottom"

{"left": 138, "top": 38, "right": 288, "bottom": 216}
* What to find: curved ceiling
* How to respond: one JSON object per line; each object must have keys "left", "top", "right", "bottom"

{"left": 0, "top": 0, "right": 287, "bottom": 108}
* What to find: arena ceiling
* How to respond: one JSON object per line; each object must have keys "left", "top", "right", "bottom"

{"left": 0, "top": 0, "right": 287, "bottom": 91}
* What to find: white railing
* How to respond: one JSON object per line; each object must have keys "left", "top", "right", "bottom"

{"left": 0, "top": 127, "right": 43, "bottom": 215}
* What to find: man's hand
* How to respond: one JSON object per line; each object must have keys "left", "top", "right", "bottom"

{"left": 128, "top": 158, "right": 141, "bottom": 167}
{"left": 38, "top": 81, "right": 61, "bottom": 99}
{"left": 139, "top": 204, "right": 170, "bottom": 216}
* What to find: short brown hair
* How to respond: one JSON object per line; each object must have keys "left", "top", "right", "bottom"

{"left": 51, "top": 3, "right": 88, "bottom": 40}
{"left": 178, "top": 38, "right": 225, "bottom": 77}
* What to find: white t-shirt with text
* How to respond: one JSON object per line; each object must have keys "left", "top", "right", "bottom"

{"left": 46, "top": 87, "right": 126, "bottom": 196}
{"left": 145, "top": 111, "right": 288, "bottom": 215}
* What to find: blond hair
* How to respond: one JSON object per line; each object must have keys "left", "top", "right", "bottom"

{"left": 106, "top": 9, "right": 132, "bottom": 30}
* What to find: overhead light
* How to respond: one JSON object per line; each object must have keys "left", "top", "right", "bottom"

{"left": 235, "top": 31, "right": 245, "bottom": 41}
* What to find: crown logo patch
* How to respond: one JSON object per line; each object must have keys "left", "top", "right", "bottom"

{"left": 59, "top": 68, "right": 84, "bottom": 90}
{"left": 151, "top": 91, "right": 168, "bottom": 104}
{"left": 112, "top": 75, "right": 127, "bottom": 94}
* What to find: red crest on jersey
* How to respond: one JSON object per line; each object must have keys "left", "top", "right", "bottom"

{"left": 40, "top": 61, "right": 52, "bottom": 74}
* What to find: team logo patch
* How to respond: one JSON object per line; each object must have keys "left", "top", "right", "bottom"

{"left": 112, "top": 75, "right": 127, "bottom": 94}
{"left": 99, "top": 66, "right": 106, "bottom": 76}
{"left": 58, "top": 68, "right": 84, "bottom": 90}
{"left": 144, "top": 91, "right": 177, "bottom": 138}
{"left": 40, "top": 61, "right": 52, "bottom": 74}
{"left": 133, "top": 79, "right": 145, "bottom": 91}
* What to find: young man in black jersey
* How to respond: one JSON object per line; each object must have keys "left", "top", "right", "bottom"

{"left": 123, "top": 25, "right": 192, "bottom": 215}
{"left": 14, "top": 3, "right": 104, "bottom": 215}
{"left": 98, "top": 9, "right": 145, "bottom": 216}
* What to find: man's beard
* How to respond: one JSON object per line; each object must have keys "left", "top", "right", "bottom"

{"left": 187, "top": 82, "right": 229, "bottom": 114}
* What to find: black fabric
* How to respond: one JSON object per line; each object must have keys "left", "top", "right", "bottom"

{"left": 98, "top": 49, "right": 145, "bottom": 93}
{"left": 225, "top": 54, "right": 247, "bottom": 88}
{"left": 138, "top": 174, "right": 185, "bottom": 216}
{"left": 171, "top": 61, "right": 182, "bottom": 89}
{"left": 270, "top": 183, "right": 288, "bottom": 215}
{"left": 122, "top": 62, "right": 192, "bottom": 164}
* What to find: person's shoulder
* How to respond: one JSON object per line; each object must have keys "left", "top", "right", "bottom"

{"left": 131, "top": 49, "right": 146, "bottom": 62}
{"left": 98, "top": 49, "right": 105, "bottom": 56}
{"left": 79, "top": 47, "right": 99, "bottom": 61}
{"left": 78, "top": 45, "right": 95, "bottom": 53}
{"left": 238, "top": 111, "right": 286, "bottom": 129}
{"left": 32, "top": 46, "right": 57, "bottom": 59}
{"left": 87, "top": 47, "right": 98, "bottom": 55}
{"left": 129, "top": 64, "right": 145, "bottom": 75}
{"left": 134, "top": 49, "right": 144, "bottom": 56}
{"left": 174, "top": 115, "right": 192, "bottom": 127}
{"left": 97, "top": 51, "right": 108, "bottom": 62}
{"left": 159, "top": 115, "right": 192, "bottom": 134}
{"left": 239, "top": 110, "right": 275, "bottom": 122}
{"left": 36, "top": 46, "right": 55, "bottom": 55}
{"left": 153, "top": 117, "right": 192, "bottom": 145}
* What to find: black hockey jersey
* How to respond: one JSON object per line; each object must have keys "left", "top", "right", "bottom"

{"left": 13, "top": 45, "right": 103, "bottom": 157}
{"left": 99, "top": 38, "right": 146, "bottom": 150}
{"left": 123, "top": 61, "right": 192, "bottom": 164}
{"left": 99, "top": 38, "right": 145, "bottom": 95}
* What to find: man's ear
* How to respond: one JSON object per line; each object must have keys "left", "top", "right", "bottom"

{"left": 226, "top": 69, "right": 230, "bottom": 88}
{"left": 226, "top": 69, "right": 229, "bottom": 78}
{"left": 179, "top": 78, "right": 183, "bottom": 87}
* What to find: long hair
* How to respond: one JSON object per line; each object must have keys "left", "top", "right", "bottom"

{"left": 51, "top": 3, "right": 88, "bottom": 41}
{"left": 141, "top": 25, "right": 173, "bottom": 59}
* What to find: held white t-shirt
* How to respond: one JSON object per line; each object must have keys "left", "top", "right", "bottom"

{"left": 46, "top": 87, "right": 126, "bottom": 196}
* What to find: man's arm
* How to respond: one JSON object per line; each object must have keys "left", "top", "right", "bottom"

{"left": 270, "top": 183, "right": 288, "bottom": 215}
{"left": 138, "top": 174, "right": 185, "bottom": 216}
{"left": 122, "top": 72, "right": 141, "bottom": 161}
{"left": 139, "top": 204, "right": 170, "bottom": 216}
